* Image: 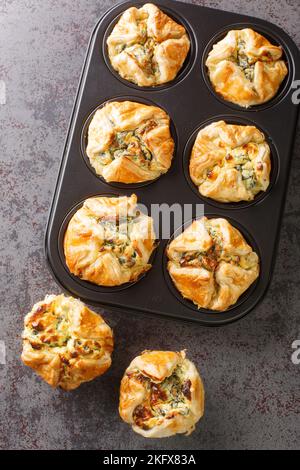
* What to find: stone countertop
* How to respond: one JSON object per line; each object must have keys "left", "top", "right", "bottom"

{"left": 0, "top": 0, "right": 299, "bottom": 450}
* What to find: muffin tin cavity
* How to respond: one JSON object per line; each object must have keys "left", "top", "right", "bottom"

{"left": 163, "top": 215, "right": 261, "bottom": 325}
{"left": 202, "top": 22, "right": 293, "bottom": 112}
{"left": 81, "top": 96, "right": 178, "bottom": 190}
{"left": 102, "top": 4, "right": 197, "bottom": 91}
{"left": 58, "top": 195, "right": 159, "bottom": 294}
{"left": 183, "top": 115, "right": 279, "bottom": 210}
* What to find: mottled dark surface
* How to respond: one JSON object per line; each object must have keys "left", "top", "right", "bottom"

{"left": 0, "top": 0, "right": 299, "bottom": 451}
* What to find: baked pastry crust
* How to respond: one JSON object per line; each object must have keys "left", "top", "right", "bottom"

{"left": 21, "top": 294, "right": 113, "bottom": 390}
{"left": 189, "top": 120, "right": 271, "bottom": 202}
{"left": 86, "top": 101, "right": 174, "bottom": 183}
{"left": 206, "top": 28, "right": 288, "bottom": 107}
{"left": 64, "top": 194, "right": 157, "bottom": 286}
{"left": 119, "top": 350, "right": 204, "bottom": 438}
{"left": 167, "top": 217, "right": 259, "bottom": 311}
{"left": 107, "top": 3, "right": 190, "bottom": 87}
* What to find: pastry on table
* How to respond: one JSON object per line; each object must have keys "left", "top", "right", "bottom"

{"left": 119, "top": 350, "right": 204, "bottom": 438}
{"left": 167, "top": 217, "right": 259, "bottom": 311}
{"left": 64, "top": 194, "right": 157, "bottom": 286}
{"left": 205, "top": 28, "right": 288, "bottom": 107}
{"left": 189, "top": 120, "right": 271, "bottom": 202}
{"left": 21, "top": 294, "right": 113, "bottom": 390}
{"left": 107, "top": 3, "right": 190, "bottom": 87}
{"left": 86, "top": 101, "right": 174, "bottom": 183}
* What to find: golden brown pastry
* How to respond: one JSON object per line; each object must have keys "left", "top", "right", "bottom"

{"left": 64, "top": 194, "right": 156, "bottom": 286}
{"left": 119, "top": 350, "right": 204, "bottom": 438}
{"left": 86, "top": 101, "right": 174, "bottom": 183}
{"left": 206, "top": 28, "right": 288, "bottom": 107}
{"left": 167, "top": 217, "right": 259, "bottom": 311}
{"left": 107, "top": 3, "right": 190, "bottom": 87}
{"left": 21, "top": 294, "right": 113, "bottom": 390}
{"left": 189, "top": 120, "right": 271, "bottom": 202}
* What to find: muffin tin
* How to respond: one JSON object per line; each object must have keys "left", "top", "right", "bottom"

{"left": 45, "top": 0, "right": 300, "bottom": 326}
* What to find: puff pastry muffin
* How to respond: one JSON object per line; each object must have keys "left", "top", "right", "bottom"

{"left": 206, "top": 28, "right": 288, "bottom": 107}
{"left": 86, "top": 101, "right": 174, "bottom": 184}
{"left": 189, "top": 120, "right": 271, "bottom": 202}
{"left": 107, "top": 3, "right": 190, "bottom": 87}
{"left": 64, "top": 194, "right": 156, "bottom": 286}
{"left": 167, "top": 217, "right": 259, "bottom": 311}
{"left": 119, "top": 350, "right": 204, "bottom": 438}
{"left": 21, "top": 294, "right": 113, "bottom": 390}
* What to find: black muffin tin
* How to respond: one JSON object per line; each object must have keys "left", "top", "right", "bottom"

{"left": 45, "top": 0, "right": 300, "bottom": 326}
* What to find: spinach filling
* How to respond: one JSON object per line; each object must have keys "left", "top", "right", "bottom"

{"left": 28, "top": 308, "right": 71, "bottom": 349}
{"left": 179, "top": 224, "right": 223, "bottom": 272}
{"left": 179, "top": 247, "right": 219, "bottom": 271}
{"left": 178, "top": 222, "right": 257, "bottom": 273}
{"left": 132, "top": 366, "right": 191, "bottom": 430}
{"left": 98, "top": 130, "right": 153, "bottom": 169}
{"left": 127, "top": 38, "right": 158, "bottom": 76}
{"left": 27, "top": 307, "right": 102, "bottom": 359}
{"left": 203, "top": 148, "right": 261, "bottom": 193}
{"left": 236, "top": 39, "right": 255, "bottom": 81}
{"left": 232, "top": 151, "right": 258, "bottom": 191}
{"left": 117, "top": 17, "right": 159, "bottom": 78}
{"left": 98, "top": 213, "right": 141, "bottom": 268}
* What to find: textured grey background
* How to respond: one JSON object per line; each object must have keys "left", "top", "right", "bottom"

{"left": 0, "top": 0, "right": 299, "bottom": 451}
